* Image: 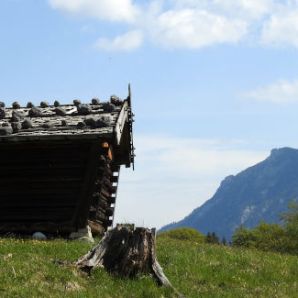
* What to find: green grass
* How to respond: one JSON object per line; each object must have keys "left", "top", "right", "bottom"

{"left": 0, "top": 237, "right": 297, "bottom": 297}
{"left": 158, "top": 227, "right": 205, "bottom": 243}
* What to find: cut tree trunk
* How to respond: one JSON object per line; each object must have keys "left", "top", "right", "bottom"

{"left": 76, "top": 225, "right": 172, "bottom": 287}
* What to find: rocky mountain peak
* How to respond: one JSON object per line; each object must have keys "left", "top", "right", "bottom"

{"left": 160, "top": 147, "right": 298, "bottom": 240}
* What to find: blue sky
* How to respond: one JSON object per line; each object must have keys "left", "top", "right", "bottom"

{"left": 1, "top": 0, "right": 298, "bottom": 228}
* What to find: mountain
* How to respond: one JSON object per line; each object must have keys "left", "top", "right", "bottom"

{"left": 160, "top": 147, "right": 298, "bottom": 240}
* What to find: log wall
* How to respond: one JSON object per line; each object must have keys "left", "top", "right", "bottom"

{"left": 0, "top": 139, "right": 117, "bottom": 235}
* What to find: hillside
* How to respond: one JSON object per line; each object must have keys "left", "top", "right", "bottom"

{"left": 161, "top": 147, "right": 298, "bottom": 240}
{"left": 0, "top": 237, "right": 297, "bottom": 297}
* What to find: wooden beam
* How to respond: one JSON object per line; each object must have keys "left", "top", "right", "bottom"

{"left": 73, "top": 143, "right": 101, "bottom": 229}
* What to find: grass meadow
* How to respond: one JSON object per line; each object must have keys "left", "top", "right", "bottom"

{"left": 0, "top": 236, "right": 297, "bottom": 297}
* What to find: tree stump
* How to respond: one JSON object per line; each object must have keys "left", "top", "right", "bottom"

{"left": 76, "top": 225, "right": 172, "bottom": 287}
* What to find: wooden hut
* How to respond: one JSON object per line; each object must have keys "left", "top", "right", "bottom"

{"left": 0, "top": 88, "right": 134, "bottom": 235}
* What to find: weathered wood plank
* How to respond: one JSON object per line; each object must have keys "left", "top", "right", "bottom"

{"left": 73, "top": 143, "right": 101, "bottom": 228}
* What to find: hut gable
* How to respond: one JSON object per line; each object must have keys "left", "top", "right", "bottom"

{"left": 0, "top": 90, "right": 134, "bottom": 235}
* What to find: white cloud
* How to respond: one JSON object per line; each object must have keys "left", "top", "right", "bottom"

{"left": 114, "top": 135, "right": 267, "bottom": 228}
{"left": 48, "top": 0, "right": 298, "bottom": 50}
{"left": 49, "top": 0, "right": 139, "bottom": 22}
{"left": 171, "top": 0, "right": 273, "bottom": 19}
{"left": 94, "top": 30, "right": 143, "bottom": 51}
{"left": 150, "top": 9, "right": 248, "bottom": 49}
{"left": 213, "top": 0, "right": 273, "bottom": 18}
{"left": 261, "top": 10, "right": 298, "bottom": 47}
{"left": 245, "top": 79, "right": 298, "bottom": 103}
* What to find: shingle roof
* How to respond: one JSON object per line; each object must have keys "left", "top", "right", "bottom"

{"left": 0, "top": 95, "right": 125, "bottom": 139}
